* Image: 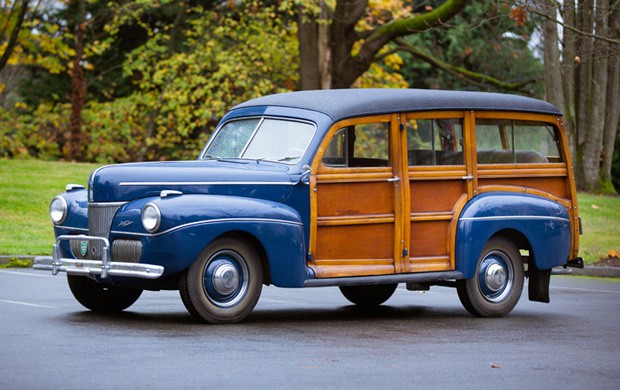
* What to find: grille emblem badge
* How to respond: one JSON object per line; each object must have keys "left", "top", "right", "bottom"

{"left": 80, "top": 241, "right": 88, "bottom": 257}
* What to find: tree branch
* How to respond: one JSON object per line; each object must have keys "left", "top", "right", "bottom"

{"left": 516, "top": 1, "right": 620, "bottom": 45}
{"left": 394, "top": 38, "right": 541, "bottom": 93}
{"left": 0, "top": 0, "right": 31, "bottom": 72}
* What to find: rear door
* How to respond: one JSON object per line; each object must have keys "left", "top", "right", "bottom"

{"left": 403, "top": 111, "right": 473, "bottom": 272}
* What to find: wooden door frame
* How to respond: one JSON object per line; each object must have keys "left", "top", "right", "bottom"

{"left": 308, "top": 114, "right": 406, "bottom": 277}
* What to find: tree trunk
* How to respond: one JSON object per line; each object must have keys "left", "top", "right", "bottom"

{"left": 601, "top": 1, "right": 620, "bottom": 189}
{"left": 329, "top": 0, "right": 467, "bottom": 89}
{"left": 541, "top": 2, "right": 564, "bottom": 111}
{"left": 298, "top": 11, "right": 321, "bottom": 90}
{"left": 67, "top": 0, "right": 86, "bottom": 161}
{"left": 577, "top": 0, "right": 609, "bottom": 191}
{"left": 561, "top": 0, "right": 577, "bottom": 156}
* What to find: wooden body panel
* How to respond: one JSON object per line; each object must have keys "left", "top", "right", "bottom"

{"left": 307, "top": 110, "right": 578, "bottom": 279}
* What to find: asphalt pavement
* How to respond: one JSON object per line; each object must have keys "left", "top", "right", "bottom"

{"left": 1, "top": 268, "right": 619, "bottom": 389}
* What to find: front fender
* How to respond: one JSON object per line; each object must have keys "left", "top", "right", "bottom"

{"left": 111, "top": 194, "right": 307, "bottom": 287}
{"left": 455, "top": 192, "right": 571, "bottom": 279}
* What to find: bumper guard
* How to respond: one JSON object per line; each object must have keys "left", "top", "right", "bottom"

{"left": 33, "top": 235, "right": 164, "bottom": 279}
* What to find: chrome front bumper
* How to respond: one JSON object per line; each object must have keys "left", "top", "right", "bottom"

{"left": 33, "top": 235, "right": 164, "bottom": 279}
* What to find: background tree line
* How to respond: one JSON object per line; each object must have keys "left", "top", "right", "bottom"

{"left": 0, "top": 0, "right": 618, "bottom": 193}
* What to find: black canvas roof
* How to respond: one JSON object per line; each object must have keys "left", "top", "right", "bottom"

{"left": 233, "top": 89, "right": 562, "bottom": 121}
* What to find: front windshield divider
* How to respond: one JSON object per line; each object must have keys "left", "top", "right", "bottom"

{"left": 239, "top": 117, "right": 266, "bottom": 158}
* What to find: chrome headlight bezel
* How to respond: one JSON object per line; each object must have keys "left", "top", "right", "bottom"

{"left": 50, "top": 196, "right": 68, "bottom": 225}
{"left": 141, "top": 202, "right": 161, "bottom": 233}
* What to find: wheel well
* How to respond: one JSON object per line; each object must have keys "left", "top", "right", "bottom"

{"left": 489, "top": 229, "right": 532, "bottom": 272}
{"left": 214, "top": 231, "right": 272, "bottom": 286}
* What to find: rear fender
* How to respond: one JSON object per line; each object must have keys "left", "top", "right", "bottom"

{"left": 456, "top": 192, "right": 571, "bottom": 279}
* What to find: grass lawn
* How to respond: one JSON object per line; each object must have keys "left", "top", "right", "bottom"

{"left": 0, "top": 159, "right": 618, "bottom": 264}
{"left": 0, "top": 159, "right": 100, "bottom": 255}
{"left": 577, "top": 193, "right": 620, "bottom": 262}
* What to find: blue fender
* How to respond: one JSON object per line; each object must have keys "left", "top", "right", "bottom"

{"left": 455, "top": 192, "right": 571, "bottom": 279}
{"left": 111, "top": 194, "right": 307, "bottom": 287}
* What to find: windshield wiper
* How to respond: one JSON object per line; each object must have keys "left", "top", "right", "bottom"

{"left": 278, "top": 156, "right": 301, "bottom": 162}
{"left": 202, "top": 154, "right": 249, "bottom": 164}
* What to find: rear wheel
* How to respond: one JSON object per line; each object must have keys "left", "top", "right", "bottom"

{"left": 67, "top": 275, "right": 142, "bottom": 312}
{"left": 456, "top": 237, "right": 524, "bottom": 317}
{"left": 339, "top": 284, "right": 398, "bottom": 306}
{"left": 180, "top": 237, "right": 262, "bottom": 324}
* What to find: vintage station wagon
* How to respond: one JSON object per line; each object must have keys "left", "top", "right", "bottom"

{"left": 35, "top": 89, "right": 583, "bottom": 323}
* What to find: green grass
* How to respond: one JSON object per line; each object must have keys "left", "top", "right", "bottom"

{"left": 577, "top": 193, "right": 620, "bottom": 263}
{"left": 0, "top": 159, "right": 100, "bottom": 255}
{"left": 0, "top": 159, "right": 618, "bottom": 264}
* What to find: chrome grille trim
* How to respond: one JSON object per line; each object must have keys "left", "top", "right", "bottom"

{"left": 87, "top": 202, "right": 126, "bottom": 260}
{"left": 112, "top": 239, "right": 142, "bottom": 263}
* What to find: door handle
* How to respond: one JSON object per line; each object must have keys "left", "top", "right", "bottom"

{"left": 462, "top": 174, "right": 474, "bottom": 181}
{"left": 387, "top": 176, "right": 400, "bottom": 183}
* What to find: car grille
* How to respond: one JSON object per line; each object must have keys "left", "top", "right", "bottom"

{"left": 111, "top": 239, "right": 142, "bottom": 263}
{"left": 71, "top": 202, "right": 126, "bottom": 260}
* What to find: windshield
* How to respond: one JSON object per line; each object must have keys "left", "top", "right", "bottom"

{"left": 202, "top": 118, "right": 315, "bottom": 164}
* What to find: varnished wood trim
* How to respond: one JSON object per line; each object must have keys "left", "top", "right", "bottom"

{"left": 309, "top": 264, "right": 395, "bottom": 278}
{"left": 408, "top": 167, "right": 467, "bottom": 180}
{"left": 448, "top": 193, "right": 470, "bottom": 269}
{"left": 409, "top": 256, "right": 451, "bottom": 272}
{"left": 478, "top": 167, "right": 568, "bottom": 178}
{"left": 410, "top": 211, "right": 454, "bottom": 222}
{"left": 316, "top": 171, "right": 393, "bottom": 183}
{"left": 476, "top": 185, "right": 573, "bottom": 208}
{"left": 474, "top": 112, "right": 563, "bottom": 123}
{"left": 318, "top": 214, "right": 395, "bottom": 226}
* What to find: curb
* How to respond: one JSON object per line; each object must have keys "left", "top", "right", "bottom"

{"left": 2, "top": 255, "right": 620, "bottom": 278}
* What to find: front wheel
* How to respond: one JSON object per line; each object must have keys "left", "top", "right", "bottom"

{"left": 339, "top": 284, "right": 398, "bottom": 306}
{"left": 180, "top": 237, "right": 263, "bottom": 324}
{"left": 67, "top": 275, "right": 142, "bottom": 312}
{"left": 456, "top": 237, "right": 524, "bottom": 317}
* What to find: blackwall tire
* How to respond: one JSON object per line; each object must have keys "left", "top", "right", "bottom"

{"left": 339, "top": 284, "right": 398, "bottom": 306}
{"left": 456, "top": 236, "right": 524, "bottom": 317}
{"left": 67, "top": 274, "right": 142, "bottom": 312}
{"left": 180, "top": 237, "right": 262, "bottom": 324}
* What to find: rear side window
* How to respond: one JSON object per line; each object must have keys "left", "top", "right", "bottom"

{"left": 476, "top": 119, "right": 562, "bottom": 164}
{"left": 407, "top": 118, "right": 464, "bottom": 166}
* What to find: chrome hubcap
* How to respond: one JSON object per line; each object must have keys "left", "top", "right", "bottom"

{"left": 478, "top": 251, "right": 514, "bottom": 303}
{"left": 484, "top": 263, "right": 506, "bottom": 292}
{"left": 202, "top": 250, "right": 249, "bottom": 308}
{"left": 212, "top": 263, "right": 240, "bottom": 296}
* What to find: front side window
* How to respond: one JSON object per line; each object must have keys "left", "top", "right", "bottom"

{"left": 407, "top": 118, "right": 463, "bottom": 166}
{"left": 322, "top": 121, "right": 390, "bottom": 167}
{"left": 476, "top": 119, "right": 562, "bottom": 164}
{"left": 203, "top": 118, "right": 315, "bottom": 164}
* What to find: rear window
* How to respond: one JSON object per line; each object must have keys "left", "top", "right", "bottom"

{"left": 476, "top": 119, "right": 562, "bottom": 164}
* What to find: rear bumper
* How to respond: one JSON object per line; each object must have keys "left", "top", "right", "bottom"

{"left": 33, "top": 235, "right": 164, "bottom": 279}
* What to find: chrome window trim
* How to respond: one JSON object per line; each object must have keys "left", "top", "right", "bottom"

{"left": 459, "top": 215, "right": 570, "bottom": 222}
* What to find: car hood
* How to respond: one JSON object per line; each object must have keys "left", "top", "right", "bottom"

{"left": 89, "top": 160, "right": 296, "bottom": 203}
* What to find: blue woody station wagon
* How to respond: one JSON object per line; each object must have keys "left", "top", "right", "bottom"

{"left": 35, "top": 89, "right": 584, "bottom": 323}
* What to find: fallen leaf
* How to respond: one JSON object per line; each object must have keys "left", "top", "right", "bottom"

{"left": 610, "top": 249, "right": 619, "bottom": 259}
{"left": 490, "top": 363, "right": 502, "bottom": 369}
{"left": 591, "top": 204, "right": 600, "bottom": 209}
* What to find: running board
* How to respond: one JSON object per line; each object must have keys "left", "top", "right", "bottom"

{"left": 303, "top": 271, "right": 464, "bottom": 288}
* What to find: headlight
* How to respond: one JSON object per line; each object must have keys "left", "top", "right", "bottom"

{"left": 141, "top": 203, "right": 161, "bottom": 233}
{"left": 50, "top": 196, "right": 68, "bottom": 225}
